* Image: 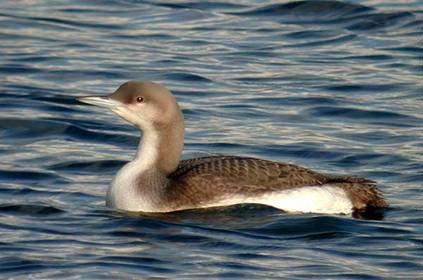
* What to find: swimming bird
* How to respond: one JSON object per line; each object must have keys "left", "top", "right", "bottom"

{"left": 78, "top": 81, "right": 388, "bottom": 215}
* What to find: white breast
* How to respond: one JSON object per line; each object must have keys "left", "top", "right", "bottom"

{"left": 107, "top": 161, "right": 155, "bottom": 212}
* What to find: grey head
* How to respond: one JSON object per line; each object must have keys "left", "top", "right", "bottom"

{"left": 79, "top": 81, "right": 183, "bottom": 132}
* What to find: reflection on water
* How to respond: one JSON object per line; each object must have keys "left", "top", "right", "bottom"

{"left": 0, "top": 0, "right": 422, "bottom": 279}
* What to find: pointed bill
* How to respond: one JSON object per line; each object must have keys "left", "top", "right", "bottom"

{"left": 78, "top": 96, "right": 121, "bottom": 109}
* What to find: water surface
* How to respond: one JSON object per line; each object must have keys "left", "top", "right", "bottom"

{"left": 0, "top": 0, "right": 422, "bottom": 279}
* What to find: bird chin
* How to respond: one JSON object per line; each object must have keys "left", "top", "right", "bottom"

{"left": 112, "top": 107, "right": 145, "bottom": 128}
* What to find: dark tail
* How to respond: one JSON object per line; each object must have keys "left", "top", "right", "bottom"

{"left": 328, "top": 176, "right": 389, "bottom": 210}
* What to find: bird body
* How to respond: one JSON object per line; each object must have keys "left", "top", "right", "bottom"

{"left": 79, "top": 81, "right": 388, "bottom": 215}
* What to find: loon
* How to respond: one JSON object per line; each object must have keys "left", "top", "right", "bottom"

{"left": 78, "top": 81, "right": 388, "bottom": 215}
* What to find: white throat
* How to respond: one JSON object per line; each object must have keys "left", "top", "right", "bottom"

{"left": 135, "top": 127, "right": 161, "bottom": 170}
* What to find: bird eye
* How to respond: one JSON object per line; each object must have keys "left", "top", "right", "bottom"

{"left": 136, "top": 96, "right": 144, "bottom": 103}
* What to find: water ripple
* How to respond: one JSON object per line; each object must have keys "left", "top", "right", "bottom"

{"left": 234, "top": 1, "right": 373, "bottom": 20}
{"left": 0, "top": 204, "right": 65, "bottom": 216}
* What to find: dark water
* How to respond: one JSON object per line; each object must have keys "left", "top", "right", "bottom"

{"left": 0, "top": 0, "right": 422, "bottom": 278}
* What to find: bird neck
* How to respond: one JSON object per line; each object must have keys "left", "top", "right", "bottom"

{"left": 134, "top": 119, "right": 184, "bottom": 176}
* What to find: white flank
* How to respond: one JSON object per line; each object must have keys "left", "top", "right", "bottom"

{"left": 204, "top": 185, "right": 353, "bottom": 215}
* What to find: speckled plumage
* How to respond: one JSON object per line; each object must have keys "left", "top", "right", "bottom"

{"left": 164, "top": 156, "right": 388, "bottom": 212}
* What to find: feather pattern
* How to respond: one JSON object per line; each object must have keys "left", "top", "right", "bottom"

{"left": 163, "top": 156, "right": 388, "bottom": 212}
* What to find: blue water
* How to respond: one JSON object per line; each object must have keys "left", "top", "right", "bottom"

{"left": 0, "top": 0, "right": 422, "bottom": 278}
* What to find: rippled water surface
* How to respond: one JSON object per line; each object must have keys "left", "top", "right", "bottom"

{"left": 0, "top": 0, "right": 422, "bottom": 279}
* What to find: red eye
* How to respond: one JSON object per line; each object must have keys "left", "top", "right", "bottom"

{"left": 136, "top": 96, "right": 144, "bottom": 103}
